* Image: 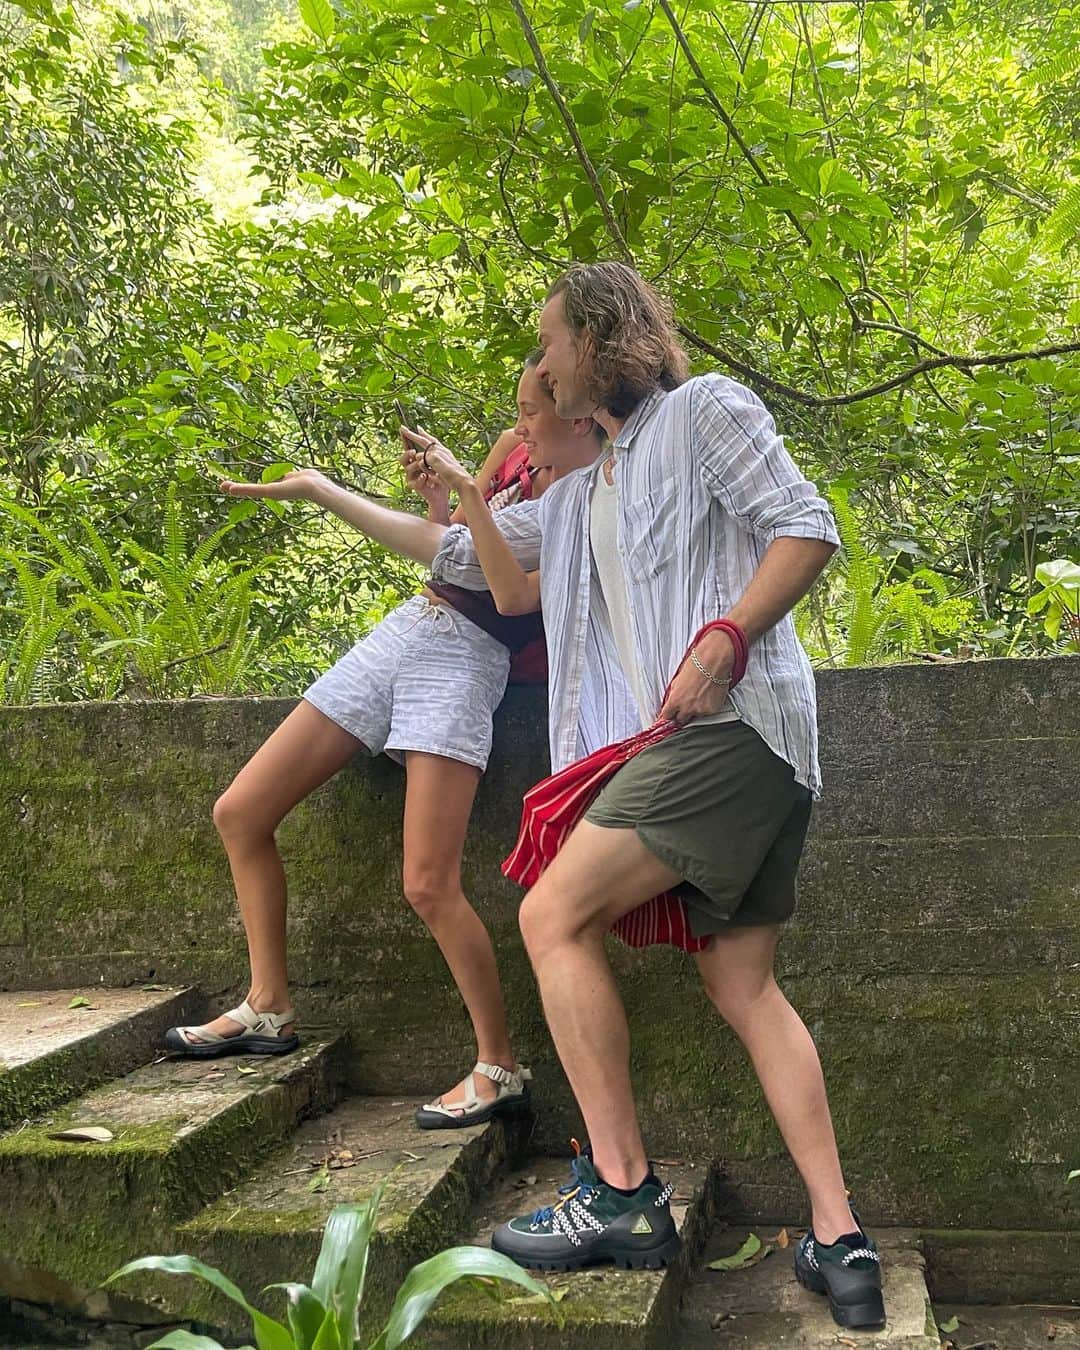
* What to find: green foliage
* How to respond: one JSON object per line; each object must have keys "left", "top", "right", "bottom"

{"left": 1, "top": 0, "right": 1078, "bottom": 701}
{"left": 1027, "top": 559, "right": 1080, "bottom": 651}
{"left": 0, "top": 489, "right": 283, "bottom": 702}
{"left": 105, "top": 1189, "right": 556, "bottom": 1349}
{"left": 796, "top": 489, "right": 976, "bottom": 666}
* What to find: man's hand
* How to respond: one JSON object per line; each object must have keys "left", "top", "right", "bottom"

{"left": 219, "top": 468, "right": 330, "bottom": 502}
{"left": 657, "top": 627, "right": 735, "bottom": 725}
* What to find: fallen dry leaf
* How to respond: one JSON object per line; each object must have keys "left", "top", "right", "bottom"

{"left": 16, "top": 1001, "right": 41, "bottom": 1007}
{"left": 507, "top": 1286, "right": 567, "bottom": 1307}
{"left": 708, "top": 1233, "right": 774, "bottom": 1271}
{"left": 774, "top": 1227, "right": 790, "bottom": 1249}
{"left": 47, "top": 1126, "right": 114, "bottom": 1144}
{"left": 236, "top": 1065, "right": 258, "bottom": 1075}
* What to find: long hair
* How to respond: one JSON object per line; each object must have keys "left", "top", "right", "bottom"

{"left": 546, "top": 262, "right": 689, "bottom": 418}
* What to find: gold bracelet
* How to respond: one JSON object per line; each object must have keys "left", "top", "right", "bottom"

{"left": 690, "top": 645, "right": 730, "bottom": 688}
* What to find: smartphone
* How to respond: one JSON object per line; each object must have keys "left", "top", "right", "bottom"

{"left": 393, "top": 398, "right": 410, "bottom": 427}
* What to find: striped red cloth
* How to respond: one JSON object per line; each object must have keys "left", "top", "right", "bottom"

{"left": 501, "top": 619, "right": 748, "bottom": 955}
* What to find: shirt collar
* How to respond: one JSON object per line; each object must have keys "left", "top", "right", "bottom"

{"left": 611, "top": 387, "right": 667, "bottom": 451}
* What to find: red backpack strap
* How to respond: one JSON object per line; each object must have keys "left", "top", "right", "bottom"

{"left": 486, "top": 441, "right": 533, "bottom": 502}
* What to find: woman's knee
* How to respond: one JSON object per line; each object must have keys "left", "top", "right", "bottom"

{"left": 213, "top": 783, "right": 272, "bottom": 844}
{"left": 402, "top": 865, "right": 460, "bottom": 922}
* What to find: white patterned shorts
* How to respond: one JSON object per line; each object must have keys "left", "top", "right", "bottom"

{"left": 303, "top": 594, "right": 511, "bottom": 772}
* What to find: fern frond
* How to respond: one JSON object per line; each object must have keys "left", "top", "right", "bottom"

{"left": 1041, "top": 181, "right": 1080, "bottom": 252}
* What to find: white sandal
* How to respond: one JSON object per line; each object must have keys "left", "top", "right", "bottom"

{"left": 415, "top": 1061, "right": 532, "bottom": 1131}
{"left": 163, "top": 1000, "right": 299, "bottom": 1058}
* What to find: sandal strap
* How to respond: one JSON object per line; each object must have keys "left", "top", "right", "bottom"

{"left": 223, "top": 1000, "right": 296, "bottom": 1035}
{"left": 422, "top": 1072, "right": 481, "bottom": 1117}
{"left": 476, "top": 1061, "right": 515, "bottom": 1086}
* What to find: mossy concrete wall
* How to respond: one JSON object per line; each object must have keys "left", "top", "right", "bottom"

{"left": 2, "top": 658, "right": 1078, "bottom": 1231}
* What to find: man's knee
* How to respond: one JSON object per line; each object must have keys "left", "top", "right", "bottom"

{"left": 700, "top": 963, "right": 778, "bottom": 1030}
{"left": 519, "top": 877, "right": 606, "bottom": 959}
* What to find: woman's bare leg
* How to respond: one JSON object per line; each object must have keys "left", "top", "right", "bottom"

{"left": 191, "top": 700, "right": 364, "bottom": 1041}
{"left": 401, "top": 751, "right": 514, "bottom": 1108}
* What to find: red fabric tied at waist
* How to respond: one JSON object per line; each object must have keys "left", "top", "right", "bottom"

{"left": 502, "top": 618, "right": 748, "bottom": 954}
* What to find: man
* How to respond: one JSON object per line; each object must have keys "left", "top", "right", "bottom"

{"left": 428, "top": 262, "right": 884, "bottom": 1331}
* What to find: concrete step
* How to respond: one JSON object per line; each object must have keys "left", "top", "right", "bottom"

{"left": 919, "top": 1227, "right": 1080, "bottom": 1304}
{"left": 678, "top": 1224, "right": 938, "bottom": 1348}
{"left": 0, "top": 1034, "right": 346, "bottom": 1313}
{"left": 0, "top": 986, "right": 202, "bottom": 1130}
{"left": 931, "top": 1301, "right": 1080, "bottom": 1348}
{"left": 422, "top": 1152, "right": 717, "bottom": 1349}
{"left": 153, "top": 1096, "right": 531, "bottom": 1338}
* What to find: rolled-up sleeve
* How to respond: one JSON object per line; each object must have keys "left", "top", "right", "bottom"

{"left": 692, "top": 375, "right": 839, "bottom": 546}
{"left": 429, "top": 500, "right": 543, "bottom": 591}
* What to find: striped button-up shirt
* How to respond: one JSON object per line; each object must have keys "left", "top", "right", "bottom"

{"left": 431, "top": 373, "right": 839, "bottom": 794}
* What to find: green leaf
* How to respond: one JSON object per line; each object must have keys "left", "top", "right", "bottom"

{"left": 507, "top": 1285, "right": 567, "bottom": 1307}
{"left": 261, "top": 462, "right": 294, "bottom": 484}
{"left": 312, "top": 1199, "right": 380, "bottom": 1347}
{"left": 68, "top": 995, "right": 92, "bottom": 1008}
{"left": 104, "top": 1256, "right": 292, "bottom": 1350}
{"left": 142, "top": 1334, "right": 234, "bottom": 1350}
{"left": 708, "top": 1233, "right": 762, "bottom": 1270}
{"left": 378, "top": 1246, "right": 556, "bottom": 1348}
{"left": 453, "top": 80, "right": 487, "bottom": 120}
{"left": 1067, "top": 1169, "right": 1080, "bottom": 1182}
{"left": 262, "top": 1282, "right": 326, "bottom": 1350}
{"left": 180, "top": 344, "right": 205, "bottom": 376}
{"left": 427, "top": 232, "right": 459, "bottom": 260}
{"left": 938, "top": 1314, "right": 960, "bottom": 1333}
{"left": 1035, "top": 560, "right": 1080, "bottom": 590}
{"left": 298, "top": 0, "right": 335, "bottom": 42}
{"left": 312, "top": 1308, "right": 343, "bottom": 1350}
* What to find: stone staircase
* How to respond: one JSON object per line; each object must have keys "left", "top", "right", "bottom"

{"left": 0, "top": 986, "right": 952, "bottom": 1350}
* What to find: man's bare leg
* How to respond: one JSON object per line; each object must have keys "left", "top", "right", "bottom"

{"left": 694, "top": 926, "right": 857, "bottom": 1243}
{"left": 517, "top": 819, "right": 682, "bottom": 1189}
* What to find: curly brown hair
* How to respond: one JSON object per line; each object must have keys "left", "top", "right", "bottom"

{"left": 546, "top": 262, "right": 689, "bottom": 418}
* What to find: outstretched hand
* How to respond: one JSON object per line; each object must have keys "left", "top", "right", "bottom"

{"left": 219, "top": 468, "right": 330, "bottom": 502}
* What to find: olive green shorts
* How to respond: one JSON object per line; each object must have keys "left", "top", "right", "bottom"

{"left": 583, "top": 719, "right": 813, "bottom": 937}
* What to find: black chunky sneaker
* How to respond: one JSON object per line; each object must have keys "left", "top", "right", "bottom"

{"left": 491, "top": 1141, "right": 681, "bottom": 1272}
{"left": 794, "top": 1222, "right": 885, "bottom": 1329}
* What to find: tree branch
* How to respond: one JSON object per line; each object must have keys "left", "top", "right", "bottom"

{"left": 507, "top": 0, "right": 632, "bottom": 262}
{"left": 679, "top": 324, "right": 1080, "bottom": 407}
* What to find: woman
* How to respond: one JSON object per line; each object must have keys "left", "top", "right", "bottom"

{"left": 164, "top": 355, "right": 603, "bottom": 1130}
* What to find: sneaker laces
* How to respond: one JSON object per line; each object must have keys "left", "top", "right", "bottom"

{"left": 531, "top": 1153, "right": 595, "bottom": 1226}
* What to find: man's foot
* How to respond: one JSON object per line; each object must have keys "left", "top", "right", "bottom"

{"left": 491, "top": 1141, "right": 680, "bottom": 1271}
{"left": 415, "top": 1062, "right": 531, "bottom": 1130}
{"left": 794, "top": 1223, "right": 885, "bottom": 1329}
{"left": 163, "top": 999, "right": 299, "bottom": 1057}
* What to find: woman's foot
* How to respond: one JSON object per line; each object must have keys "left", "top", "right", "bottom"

{"left": 415, "top": 1061, "right": 532, "bottom": 1130}
{"left": 163, "top": 998, "right": 299, "bottom": 1057}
